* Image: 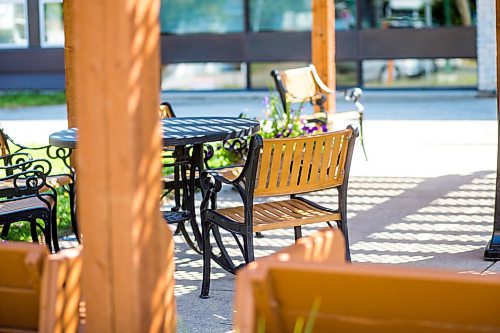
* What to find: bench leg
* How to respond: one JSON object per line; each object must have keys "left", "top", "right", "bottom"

{"left": 294, "top": 226, "right": 302, "bottom": 241}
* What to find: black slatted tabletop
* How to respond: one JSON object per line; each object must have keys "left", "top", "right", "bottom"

{"left": 49, "top": 117, "right": 260, "bottom": 149}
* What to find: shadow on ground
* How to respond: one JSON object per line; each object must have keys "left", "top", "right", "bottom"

{"left": 170, "top": 170, "right": 497, "bottom": 332}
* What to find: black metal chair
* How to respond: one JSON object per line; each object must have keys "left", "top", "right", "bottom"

{"left": 161, "top": 146, "right": 191, "bottom": 227}
{"left": 0, "top": 128, "right": 77, "bottom": 242}
{"left": 159, "top": 102, "right": 249, "bottom": 251}
{"left": 271, "top": 64, "right": 367, "bottom": 159}
{"left": 159, "top": 102, "right": 208, "bottom": 250}
{"left": 199, "top": 127, "right": 358, "bottom": 298}
{"left": 0, "top": 155, "right": 59, "bottom": 252}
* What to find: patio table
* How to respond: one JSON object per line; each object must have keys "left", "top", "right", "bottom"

{"left": 49, "top": 117, "right": 260, "bottom": 252}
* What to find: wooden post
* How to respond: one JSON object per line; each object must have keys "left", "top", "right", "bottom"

{"left": 312, "top": 0, "right": 336, "bottom": 113}
{"left": 63, "top": 0, "right": 76, "bottom": 128}
{"left": 73, "top": 0, "right": 176, "bottom": 331}
{"left": 484, "top": 0, "right": 500, "bottom": 260}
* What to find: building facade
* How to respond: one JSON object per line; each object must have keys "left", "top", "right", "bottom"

{"left": 0, "top": 0, "right": 479, "bottom": 90}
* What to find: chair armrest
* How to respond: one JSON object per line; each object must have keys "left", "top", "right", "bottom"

{"left": 344, "top": 87, "right": 365, "bottom": 112}
{"left": 310, "top": 65, "right": 335, "bottom": 95}
{"left": 200, "top": 134, "right": 263, "bottom": 211}
{"left": 201, "top": 166, "right": 244, "bottom": 187}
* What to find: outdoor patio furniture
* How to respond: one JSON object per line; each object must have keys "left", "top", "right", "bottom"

{"left": 160, "top": 146, "right": 191, "bottom": 227}
{"left": 0, "top": 156, "right": 59, "bottom": 252}
{"left": 271, "top": 64, "right": 367, "bottom": 159}
{"left": 0, "top": 128, "right": 78, "bottom": 242}
{"left": 200, "top": 126, "right": 358, "bottom": 298}
{"left": 49, "top": 117, "right": 260, "bottom": 253}
{"left": 159, "top": 101, "right": 213, "bottom": 217}
{"left": 234, "top": 230, "right": 500, "bottom": 333}
{"left": 0, "top": 242, "right": 81, "bottom": 332}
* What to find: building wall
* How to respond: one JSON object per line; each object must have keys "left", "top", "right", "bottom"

{"left": 477, "top": 0, "right": 497, "bottom": 94}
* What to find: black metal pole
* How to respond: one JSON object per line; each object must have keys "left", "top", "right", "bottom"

{"left": 484, "top": 13, "right": 500, "bottom": 259}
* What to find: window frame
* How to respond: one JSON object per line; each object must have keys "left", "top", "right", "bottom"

{"left": 38, "top": 0, "right": 63, "bottom": 48}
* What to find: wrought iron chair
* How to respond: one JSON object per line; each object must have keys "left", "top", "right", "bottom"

{"left": 159, "top": 102, "right": 248, "bottom": 250}
{"left": 0, "top": 128, "right": 77, "bottom": 242}
{"left": 271, "top": 64, "right": 367, "bottom": 159}
{"left": 160, "top": 146, "right": 191, "bottom": 227}
{"left": 200, "top": 127, "right": 358, "bottom": 298}
{"left": 0, "top": 156, "right": 59, "bottom": 252}
{"left": 159, "top": 102, "right": 203, "bottom": 247}
{"left": 0, "top": 242, "right": 81, "bottom": 332}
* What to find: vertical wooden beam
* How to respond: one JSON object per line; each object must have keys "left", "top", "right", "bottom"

{"left": 74, "top": 0, "right": 176, "bottom": 331}
{"left": 63, "top": 0, "right": 76, "bottom": 128}
{"left": 312, "top": 0, "right": 336, "bottom": 113}
{"left": 484, "top": 0, "right": 500, "bottom": 260}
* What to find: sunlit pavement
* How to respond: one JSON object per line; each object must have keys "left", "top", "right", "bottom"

{"left": 2, "top": 90, "right": 498, "bottom": 333}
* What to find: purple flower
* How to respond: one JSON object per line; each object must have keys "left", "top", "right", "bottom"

{"left": 263, "top": 96, "right": 269, "bottom": 106}
{"left": 321, "top": 125, "right": 328, "bottom": 132}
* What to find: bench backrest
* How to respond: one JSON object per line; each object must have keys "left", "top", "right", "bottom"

{"left": 234, "top": 228, "right": 346, "bottom": 333}
{"left": 279, "top": 66, "right": 318, "bottom": 103}
{"left": 0, "top": 242, "right": 82, "bottom": 333}
{"left": 254, "top": 128, "right": 355, "bottom": 197}
{"left": 234, "top": 230, "right": 500, "bottom": 333}
{"left": 158, "top": 102, "right": 176, "bottom": 119}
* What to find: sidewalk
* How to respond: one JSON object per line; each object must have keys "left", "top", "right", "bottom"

{"left": 1, "top": 90, "right": 498, "bottom": 332}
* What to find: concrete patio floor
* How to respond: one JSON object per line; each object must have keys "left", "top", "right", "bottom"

{"left": 0, "top": 90, "right": 498, "bottom": 332}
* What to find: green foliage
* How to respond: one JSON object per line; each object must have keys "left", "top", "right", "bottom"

{"left": 260, "top": 94, "right": 304, "bottom": 139}
{"left": 0, "top": 91, "right": 66, "bottom": 108}
{"left": 208, "top": 144, "right": 242, "bottom": 168}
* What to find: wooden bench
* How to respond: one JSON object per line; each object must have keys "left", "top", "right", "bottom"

{"left": 200, "top": 128, "right": 357, "bottom": 297}
{"left": 234, "top": 229, "right": 500, "bottom": 333}
{"left": 0, "top": 242, "right": 82, "bottom": 332}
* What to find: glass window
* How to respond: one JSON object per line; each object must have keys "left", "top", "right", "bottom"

{"left": 160, "top": 0, "right": 244, "bottom": 34}
{"left": 250, "top": 0, "right": 311, "bottom": 32}
{"left": 336, "top": 0, "right": 357, "bottom": 30}
{"left": 0, "top": 0, "right": 27, "bottom": 48}
{"left": 161, "top": 63, "right": 246, "bottom": 90}
{"left": 363, "top": 58, "right": 477, "bottom": 88}
{"left": 336, "top": 61, "right": 358, "bottom": 86}
{"left": 250, "top": 0, "right": 356, "bottom": 32}
{"left": 362, "top": 0, "right": 476, "bottom": 29}
{"left": 39, "top": 0, "right": 64, "bottom": 47}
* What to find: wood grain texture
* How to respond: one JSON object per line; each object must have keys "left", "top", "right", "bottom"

{"left": 73, "top": 0, "right": 176, "bottom": 331}
{"left": 234, "top": 229, "right": 346, "bottom": 333}
{"left": 254, "top": 129, "right": 352, "bottom": 197}
{"left": 0, "top": 242, "right": 45, "bottom": 332}
{"left": 63, "top": 0, "right": 76, "bottom": 128}
{"left": 312, "top": 0, "right": 335, "bottom": 113}
{"left": 235, "top": 229, "right": 500, "bottom": 333}
{"left": 215, "top": 199, "right": 342, "bottom": 232}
